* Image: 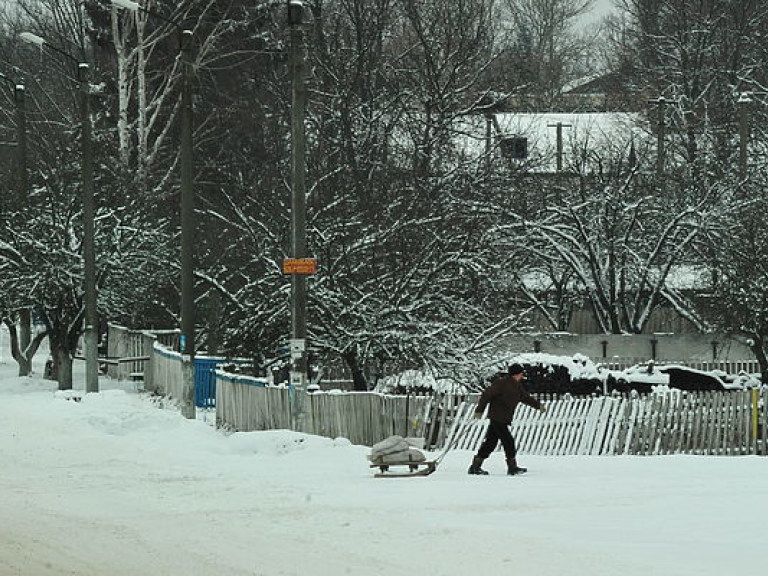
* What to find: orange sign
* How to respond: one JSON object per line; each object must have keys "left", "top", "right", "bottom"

{"left": 282, "top": 258, "right": 318, "bottom": 275}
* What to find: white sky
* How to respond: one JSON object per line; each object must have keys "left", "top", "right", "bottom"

{"left": 589, "top": 0, "right": 616, "bottom": 19}
{"left": 2, "top": 331, "right": 766, "bottom": 575}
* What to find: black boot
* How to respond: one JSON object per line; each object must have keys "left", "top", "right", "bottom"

{"left": 468, "top": 456, "right": 489, "bottom": 475}
{"left": 506, "top": 458, "right": 527, "bottom": 476}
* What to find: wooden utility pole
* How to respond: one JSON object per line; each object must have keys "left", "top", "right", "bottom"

{"left": 651, "top": 97, "right": 667, "bottom": 178}
{"left": 547, "top": 122, "right": 571, "bottom": 172}
{"left": 484, "top": 114, "right": 493, "bottom": 173}
{"left": 738, "top": 92, "right": 751, "bottom": 180}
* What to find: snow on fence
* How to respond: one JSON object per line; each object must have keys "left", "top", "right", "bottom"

{"left": 594, "top": 357, "right": 761, "bottom": 373}
{"left": 106, "top": 324, "right": 178, "bottom": 386}
{"left": 148, "top": 343, "right": 184, "bottom": 401}
{"left": 215, "top": 371, "right": 432, "bottom": 446}
{"left": 215, "top": 372, "right": 291, "bottom": 432}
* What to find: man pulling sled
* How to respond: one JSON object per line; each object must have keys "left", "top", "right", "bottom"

{"left": 468, "top": 363, "right": 547, "bottom": 476}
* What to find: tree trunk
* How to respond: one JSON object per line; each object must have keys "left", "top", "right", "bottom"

{"left": 54, "top": 347, "right": 74, "bottom": 391}
{"left": 750, "top": 337, "right": 768, "bottom": 385}
{"left": 4, "top": 319, "right": 28, "bottom": 376}
{"left": 206, "top": 291, "right": 222, "bottom": 356}
{"left": 3, "top": 312, "right": 45, "bottom": 377}
{"left": 111, "top": 10, "right": 131, "bottom": 167}
{"left": 47, "top": 311, "right": 79, "bottom": 391}
{"left": 18, "top": 308, "right": 31, "bottom": 372}
{"left": 17, "top": 354, "right": 31, "bottom": 377}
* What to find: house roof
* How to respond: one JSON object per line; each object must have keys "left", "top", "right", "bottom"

{"left": 455, "top": 112, "right": 646, "bottom": 172}
{"left": 563, "top": 72, "right": 635, "bottom": 96}
{"left": 519, "top": 265, "right": 714, "bottom": 292}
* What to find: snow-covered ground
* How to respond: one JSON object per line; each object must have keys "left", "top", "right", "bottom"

{"left": 2, "top": 334, "right": 767, "bottom": 576}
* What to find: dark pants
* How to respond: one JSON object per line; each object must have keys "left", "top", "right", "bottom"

{"left": 477, "top": 420, "right": 517, "bottom": 460}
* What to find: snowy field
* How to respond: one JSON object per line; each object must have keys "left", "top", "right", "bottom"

{"left": 2, "top": 335, "right": 767, "bottom": 576}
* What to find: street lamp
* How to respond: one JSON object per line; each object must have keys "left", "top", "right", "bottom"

{"left": 0, "top": 73, "right": 27, "bottom": 209}
{"left": 0, "top": 72, "right": 32, "bottom": 371}
{"left": 111, "top": 0, "right": 196, "bottom": 418}
{"left": 19, "top": 32, "right": 99, "bottom": 394}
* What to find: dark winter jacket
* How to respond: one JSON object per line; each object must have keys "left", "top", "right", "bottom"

{"left": 475, "top": 373, "right": 541, "bottom": 425}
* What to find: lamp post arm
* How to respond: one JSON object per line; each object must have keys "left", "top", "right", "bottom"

{"left": 19, "top": 33, "right": 89, "bottom": 83}
{"left": 111, "top": 1, "right": 191, "bottom": 42}
{"left": 19, "top": 32, "right": 76, "bottom": 62}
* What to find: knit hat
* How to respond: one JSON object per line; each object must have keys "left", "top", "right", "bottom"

{"left": 508, "top": 363, "right": 525, "bottom": 375}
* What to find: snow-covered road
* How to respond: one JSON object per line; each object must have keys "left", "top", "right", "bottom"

{"left": 2, "top": 356, "right": 766, "bottom": 576}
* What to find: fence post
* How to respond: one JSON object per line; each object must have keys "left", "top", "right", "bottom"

{"left": 752, "top": 388, "right": 759, "bottom": 443}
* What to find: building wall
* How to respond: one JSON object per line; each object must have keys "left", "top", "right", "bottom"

{"left": 561, "top": 307, "right": 700, "bottom": 335}
{"left": 499, "top": 332, "right": 753, "bottom": 363}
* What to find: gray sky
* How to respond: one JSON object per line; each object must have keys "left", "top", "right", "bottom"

{"left": 579, "top": 0, "right": 617, "bottom": 26}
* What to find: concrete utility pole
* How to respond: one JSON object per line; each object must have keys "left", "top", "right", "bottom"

{"left": 18, "top": 32, "right": 99, "bottom": 393}
{"left": 288, "top": 0, "right": 308, "bottom": 431}
{"left": 0, "top": 74, "right": 32, "bottom": 372}
{"left": 15, "top": 83, "right": 31, "bottom": 364}
{"left": 7, "top": 80, "right": 28, "bottom": 215}
{"left": 111, "top": 0, "right": 197, "bottom": 418}
{"left": 80, "top": 62, "right": 99, "bottom": 394}
{"left": 651, "top": 97, "right": 667, "bottom": 178}
{"left": 179, "top": 28, "right": 196, "bottom": 419}
{"left": 547, "top": 121, "right": 571, "bottom": 172}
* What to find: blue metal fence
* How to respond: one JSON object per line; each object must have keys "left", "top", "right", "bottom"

{"left": 194, "top": 357, "right": 252, "bottom": 407}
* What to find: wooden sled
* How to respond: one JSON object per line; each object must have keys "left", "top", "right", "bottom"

{"left": 368, "top": 416, "right": 478, "bottom": 479}
{"left": 370, "top": 460, "right": 436, "bottom": 478}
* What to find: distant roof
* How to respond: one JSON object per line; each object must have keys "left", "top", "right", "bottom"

{"left": 652, "top": 264, "right": 714, "bottom": 291}
{"left": 520, "top": 265, "right": 714, "bottom": 292}
{"left": 563, "top": 72, "right": 635, "bottom": 95}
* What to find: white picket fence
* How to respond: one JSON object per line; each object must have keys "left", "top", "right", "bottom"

{"left": 106, "top": 324, "right": 178, "bottom": 384}
{"left": 213, "top": 367, "right": 768, "bottom": 455}
{"left": 440, "top": 391, "right": 768, "bottom": 456}
{"left": 147, "top": 343, "right": 185, "bottom": 401}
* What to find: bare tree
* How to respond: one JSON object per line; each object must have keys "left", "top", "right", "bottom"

{"left": 514, "top": 132, "right": 720, "bottom": 334}
{"left": 612, "top": 0, "right": 768, "bottom": 175}
{"left": 502, "top": 0, "right": 595, "bottom": 105}
{"left": 707, "top": 172, "right": 768, "bottom": 383}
